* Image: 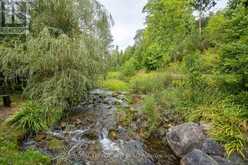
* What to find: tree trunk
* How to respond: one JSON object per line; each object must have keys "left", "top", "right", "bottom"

{"left": 199, "top": 0, "right": 203, "bottom": 36}
{"left": 199, "top": 8, "right": 202, "bottom": 36}
{"left": 3, "top": 95, "right": 11, "bottom": 107}
{"left": 199, "top": 16, "right": 202, "bottom": 36}
{"left": 11, "top": 0, "right": 15, "bottom": 24}
{"left": 1, "top": 1, "right": 5, "bottom": 27}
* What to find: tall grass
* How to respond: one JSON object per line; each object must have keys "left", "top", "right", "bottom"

{"left": 130, "top": 71, "right": 180, "bottom": 94}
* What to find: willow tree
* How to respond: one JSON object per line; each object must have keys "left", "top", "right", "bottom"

{"left": 0, "top": 0, "right": 113, "bottom": 109}
{"left": 30, "top": 0, "right": 112, "bottom": 44}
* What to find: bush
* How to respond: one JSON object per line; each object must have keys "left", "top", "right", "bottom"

{"left": 143, "top": 43, "right": 164, "bottom": 70}
{"left": 143, "top": 96, "right": 160, "bottom": 132}
{"left": 8, "top": 101, "right": 62, "bottom": 133}
{"left": 121, "top": 57, "right": 137, "bottom": 77}
{"left": 101, "top": 79, "right": 129, "bottom": 91}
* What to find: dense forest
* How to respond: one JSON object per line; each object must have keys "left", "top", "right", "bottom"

{"left": 0, "top": 0, "right": 247, "bottom": 164}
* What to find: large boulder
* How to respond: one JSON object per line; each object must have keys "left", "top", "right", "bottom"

{"left": 166, "top": 123, "right": 206, "bottom": 157}
{"left": 180, "top": 149, "right": 218, "bottom": 165}
{"left": 201, "top": 139, "right": 225, "bottom": 157}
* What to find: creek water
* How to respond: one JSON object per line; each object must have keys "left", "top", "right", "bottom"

{"left": 22, "top": 89, "right": 179, "bottom": 165}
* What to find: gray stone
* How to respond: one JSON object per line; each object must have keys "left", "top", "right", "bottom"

{"left": 166, "top": 123, "right": 206, "bottom": 157}
{"left": 229, "top": 152, "right": 248, "bottom": 165}
{"left": 180, "top": 149, "right": 218, "bottom": 165}
{"left": 201, "top": 139, "right": 225, "bottom": 157}
{"left": 212, "top": 156, "right": 233, "bottom": 165}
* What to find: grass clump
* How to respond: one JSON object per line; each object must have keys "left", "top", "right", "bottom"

{"left": 102, "top": 79, "right": 129, "bottom": 91}
{"left": 186, "top": 97, "right": 248, "bottom": 157}
{"left": 8, "top": 101, "right": 62, "bottom": 133}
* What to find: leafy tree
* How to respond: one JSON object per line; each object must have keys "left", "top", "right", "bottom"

{"left": 0, "top": 0, "right": 112, "bottom": 109}
{"left": 142, "top": 0, "right": 195, "bottom": 69}
{"left": 219, "top": 0, "right": 248, "bottom": 92}
{"left": 31, "top": 0, "right": 113, "bottom": 45}
{"left": 205, "top": 11, "right": 225, "bottom": 46}
{"left": 191, "top": 0, "right": 218, "bottom": 35}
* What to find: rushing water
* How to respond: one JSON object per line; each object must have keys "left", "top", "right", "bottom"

{"left": 22, "top": 89, "right": 179, "bottom": 165}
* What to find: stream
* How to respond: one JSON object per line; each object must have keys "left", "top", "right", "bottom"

{"left": 22, "top": 89, "right": 179, "bottom": 165}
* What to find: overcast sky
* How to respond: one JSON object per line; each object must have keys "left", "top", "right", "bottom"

{"left": 98, "top": 0, "right": 228, "bottom": 50}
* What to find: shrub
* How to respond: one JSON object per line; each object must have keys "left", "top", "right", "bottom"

{"left": 121, "top": 57, "right": 137, "bottom": 77}
{"left": 8, "top": 101, "right": 62, "bottom": 133}
{"left": 101, "top": 79, "right": 129, "bottom": 91}
{"left": 143, "top": 96, "right": 160, "bottom": 133}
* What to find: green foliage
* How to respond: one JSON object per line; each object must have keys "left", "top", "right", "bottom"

{"left": 143, "top": 96, "right": 160, "bottom": 132}
{"left": 130, "top": 72, "right": 164, "bottom": 94}
{"left": 220, "top": 42, "right": 248, "bottom": 91}
{"left": 129, "top": 71, "right": 183, "bottom": 94}
{"left": 121, "top": 57, "right": 138, "bottom": 77}
{"left": 31, "top": 0, "right": 112, "bottom": 43}
{"left": 1, "top": 29, "right": 106, "bottom": 109}
{"left": 219, "top": 2, "right": 248, "bottom": 92}
{"left": 0, "top": 122, "right": 50, "bottom": 164}
{"left": 8, "top": 101, "right": 62, "bottom": 133}
{"left": 143, "top": 43, "right": 164, "bottom": 70}
{"left": 0, "top": 0, "right": 113, "bottom": 110}
{"left": 101, "top": 79, "right": 129, "bottom": 91}
{"left": 186, "top": 98, "right": 248, "bottom": 157}
{"left": 156, "top": 88, "right": 182, "bottom": 110}
{"left": 205, "top": 12, "right": 225, "bottom": 46}
{"left": 183, "top": 53, "right": 205, "bottom": 103}
{"left": 140, "top": 0, "right": 194, "bottom": 69}
{"left": 25, "top": 30, "right": 105, "bottom": 108}
{"left": 106, "top": 72, "right": 122, "bottom": 80}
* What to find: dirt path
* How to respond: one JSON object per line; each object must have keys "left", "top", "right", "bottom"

{"left": 0, "top": 106, "right": 18, "bottom": 119}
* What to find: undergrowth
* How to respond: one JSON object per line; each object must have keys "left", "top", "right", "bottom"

{"left": 8, "top": 101, "right": 62, "bottom": 133}
{"left": 186, "top": 98, "right": 248, "bottom": 157}
{"left": 0, "top": 121, "right": 50, "bottom": 164}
